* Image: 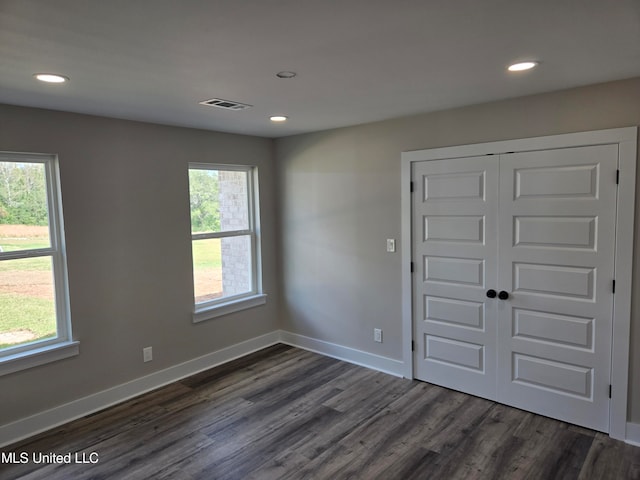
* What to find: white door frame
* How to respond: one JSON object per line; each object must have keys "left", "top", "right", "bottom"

{"left": 401, "top": 127, "right": 637, "bottom": 441}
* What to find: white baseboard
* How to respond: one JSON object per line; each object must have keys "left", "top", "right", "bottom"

{"left": 0, "top": 331, "right": 280, "bottom": 448}
{"left": 279, "top": 330, "right": 405, "bottom": 378}
{"left": 626, "top": 422, "right": 640, "bottom": 446}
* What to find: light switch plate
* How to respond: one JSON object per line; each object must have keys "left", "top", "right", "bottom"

{"left": 386, "top": 238, "right": 396, "bottom": 252}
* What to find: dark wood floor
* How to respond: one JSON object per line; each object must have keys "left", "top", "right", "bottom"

{"left": 2, "top": 344, "right": 639, "bottom": 480}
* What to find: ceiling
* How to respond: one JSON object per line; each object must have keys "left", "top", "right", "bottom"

{"left": 1, "top": 0, "right": 639, "bottom": 138}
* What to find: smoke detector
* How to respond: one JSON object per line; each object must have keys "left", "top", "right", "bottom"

{"left": 198, "top": 98, "right": 253, "bottom": 110}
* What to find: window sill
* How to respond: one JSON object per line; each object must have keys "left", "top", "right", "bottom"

{"left": 193, "top": 294, "right": 267, "bottom": 323}
{"left": 0, "top": 340, "right": 80, "bottom": 377}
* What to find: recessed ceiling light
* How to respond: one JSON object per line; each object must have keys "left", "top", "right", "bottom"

{"left": 270, "top": 116, "right": 288, "bottom": 122}
{"left": 507, "top": 61, "right": 538, "bottom": 72}
{"left": 34, "top": 73, "right": 69, "bottom": 83}
{"left": 276, "top": 71, "right": 297, "bottom": 79}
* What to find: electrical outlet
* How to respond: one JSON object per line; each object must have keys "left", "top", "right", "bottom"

{"left": 386, "top": 238, "right": 396, "bottom": 253}
{"left": 143, "top": 346, "right": 153, "bottom": 362}
{"left": 374, "top": 328, "right": 383, "bottom": 343}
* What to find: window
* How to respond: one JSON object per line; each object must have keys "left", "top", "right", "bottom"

{"left": 0, "top": 152, "right": 76, "bottom": 375}
{"left": 188, "top": 164, "right": 265, "bottom": 321}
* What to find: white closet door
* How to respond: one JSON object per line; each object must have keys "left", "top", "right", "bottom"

{"left": 412, "top": 157, "right": 498, "bottom": 400}
{"left": 497, "top": 145, "right": 618, "bottom": 432}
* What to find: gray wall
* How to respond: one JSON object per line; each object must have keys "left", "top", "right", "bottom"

{"left": 0, "top": 104, "right": 279, "bottom": 424}
{"left": 275, "top": 77, "right": 640, "bottom": 422}
{"left": 2, "top": 76, "right": 640, "bottom": 430}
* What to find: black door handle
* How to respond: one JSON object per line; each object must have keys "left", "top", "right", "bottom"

{"left": 498, "top": 290, "right": 509, "bottom": 300}
{"left": 486, "top": 289, "right": 497, "bottom": 298}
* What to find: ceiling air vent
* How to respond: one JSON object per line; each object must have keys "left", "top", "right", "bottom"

{"left": 199, "top": 98, "right": 253, "bottom": 111}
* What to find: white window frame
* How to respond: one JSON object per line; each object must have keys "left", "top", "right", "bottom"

{"left": 189, "top": 163, "right": 265, "bottom": 323}
{"left": 0, "top": 152, "right": 78, "bottom": 377}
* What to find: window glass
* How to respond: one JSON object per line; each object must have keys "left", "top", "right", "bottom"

{"left": 188, "top": 165, "right": 259, "bottom": 312}
{"left": 0, "top": 161, "right": 51, "bottom": 251}
{"left": 220, "top": 234, "right": 252, "bottom": 297}
{"left": 189, "top": 169, "right": 249, "bottom": 235}
{"left": 0, "top": 257, "right": 56, "bottom": 349}
{"left": 192, "top": 238, "right": 222, "bottom": 303}
{"left": 0, "top": 154, "right": 71, "bottom": 362}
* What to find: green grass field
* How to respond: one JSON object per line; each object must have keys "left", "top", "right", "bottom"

{"left": 0, "top": 236, "right": 56, "bottom": 349}
{"left": 192, "top": 238, "right": 223, "bottom": 301}
{"left": 0, "top": 255, "right": 50, "bottom": 272}
{"left": 0, "top": 293, "right": 56, "bottom": 349}
{"left": 0, "top": 238, "right": 49, "bottom": 249}
{"left": 192, "top": 238, "right": 222, "bottom": 269}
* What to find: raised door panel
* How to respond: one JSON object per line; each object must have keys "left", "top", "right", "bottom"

{"left": 513, "top": 263, "right": 595, "bottom": 300}
{"left": 425, "top": 296, "right": 484, "bottom": 330}
{"left": 514, "top": 216, "right": 596, "bottom": 250}
{"left": 513, "top": 309, "right": 593, "bottom": 350}
{"left": 425, "top": 215, "right": 485, "bottom": 243}
{"left": 514, "top": 164, "right": 597, "bottom": 199}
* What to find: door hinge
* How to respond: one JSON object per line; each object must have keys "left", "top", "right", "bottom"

{"left": 411, "top": 262, "right": 414, "bottom": 273}
{"left": 410, "top": 181, "right": 414, "bottom": 193}
{"left": 609, "top": 384, "right": 612, "bottom": 398}
{"left": 412, "top": 340, "right": 415, "bottom": 352}
{"left": 612, "top": 279, "right": 616, "bottom": 294}
{"left": 616, "top": 169, "right": 620, "bottom": 184}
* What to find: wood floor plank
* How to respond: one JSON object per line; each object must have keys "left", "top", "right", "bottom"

{"left": 578, "top": 433, "right": 640, "bottom": 480}
{"left": 244, "top": 449, "right": 313, "bottom": 480}
{"left": 373, "top": 446, "right": 441, "bottom": 480}
{"left": 291, "top": 382, "right": 443, "bottom": 478}
{"left": 522, "top": 429, "right": 594, "bottom": 480}
{"left": 435, "top": 403, "right": 529, "bottom": 479}
{"left": 414, "top": 390, "right": 495, "bottom": 453}
{"left": 182, "top": 346, "right": 324, "bottom": 403}
{"left": 297, "top": 374, "right": 416, "bottom": 462}
{"left": 321, "top": 369, "right": 411, "bottom": 413}
{"left": 198, "top": 405, "right": 341, "bottom": 480}
{"left": 2, "top": 344, "right": 639, "bottom": 480}
{"left": 180, "top": 344, "right": 294, "bottom": 390}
